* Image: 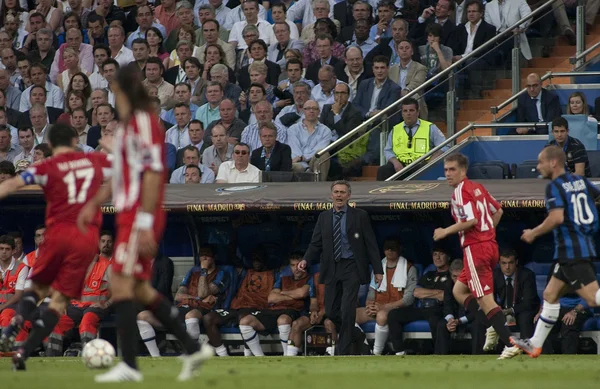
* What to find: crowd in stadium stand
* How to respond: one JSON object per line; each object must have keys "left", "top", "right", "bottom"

{"left": 0, "top": 0, "right": 598, "bottom": 183}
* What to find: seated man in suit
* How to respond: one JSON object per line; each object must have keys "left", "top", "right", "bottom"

{"left": 334, "top": 46, "right": 372, "bottom": 101}
{"left": 388, "top": 39, "right": 428, "bottom": 119}
{"left": 514, "top": 73, "right": 562, "bottom": 135}
{"left": 250, "top": 122, "right": 292, "bottom": 172}
{"left": 16, "top": 85, "right": 63, "bottom": 128}
{"left": 412, "top": 0, "right": 456, "bottom": 46}
{"left": 479, "top": 248, "right": 539, "bottom": 353}
{"left": 354, "top": 55, "right": 402, "bottom": 121}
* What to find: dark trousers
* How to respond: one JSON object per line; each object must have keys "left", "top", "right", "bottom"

{"left": 324, "top": 259, "right": 360, "bottom": 355}
{"left": 387, "top": 306, "right": 424, "bottom": 352}
{"left": 376, "top": 162, "right": 397, "bottom": 181}
{"left": 543, "top": 307, "right": 591, "bottom": 354}
{"left": 421, "top": 307, "right": 443, "bottom": 343}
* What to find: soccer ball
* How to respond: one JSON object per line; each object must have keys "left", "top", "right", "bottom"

{"left": 81, "top": 339, "right": 116, "bottom": 369}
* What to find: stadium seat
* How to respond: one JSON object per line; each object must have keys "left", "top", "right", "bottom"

{"left": 404, "top": 320, "right": 431, "bottom": 332}
{"left": 261, "top": 171, "right": 316, "bottom": 182}
{"left": 514, "top": 161, "right": 539, "bottom": 179}
{"left": 467, "top": 161, "right": 509, "bottom": 179}
{"left": 587, "top": 150, "right": 600, "bottom": 177}
{"left": 525, "top": 262, "right": 554, "bottom": 276}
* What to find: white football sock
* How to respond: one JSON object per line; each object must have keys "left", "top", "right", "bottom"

{"left": 137, "top": 320, "right": 160, "bottom": 357}
{"left": 185, "top": 318, "right": 201, "bottom": 340}
{"left": 243, "top": 346, "right": 253, "bottom": 356}
{"left": 530, "top": 301, "right": 560, "bottom": 348}
{"left": 373, "top": 324, "right": 389, "bottom": 355}
{"left": 240, "top": 325, "right": 264, "bottom": 356}
{"left": 215, "top": 344, "right": 229, "bottom": 357}
{"left": 278, "top": 324, "right": 291, "bottom": 355}
{"left": 286, "top": 345, "right": 299, "bottom": 356}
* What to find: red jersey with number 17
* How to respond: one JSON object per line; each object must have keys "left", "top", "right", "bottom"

{"left": 112, "top": 110, "right": 165, "bottom": 220}
{"left": 450, "top": 178, "right": 501, "bottom": 248}
{"left": 20, "top": 152, "right": 111, "bottom": 228}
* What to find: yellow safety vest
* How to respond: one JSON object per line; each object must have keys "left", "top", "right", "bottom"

{"left": 338, "top": 132, "right": 370, "bottom": 165}
{"left": 392, "top": 120, "right": 432, "bottom": 165}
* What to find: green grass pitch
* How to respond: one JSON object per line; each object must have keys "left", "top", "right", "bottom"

{"left": 1, "top": 355, "right": 599, "bottom": 389}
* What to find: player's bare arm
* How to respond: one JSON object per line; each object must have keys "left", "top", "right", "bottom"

{"left": 196, "top": 272, "right": 210, "bottom": 299}
{"left": 175, "top": 286, "right": 195, "bottom": 303}
{"left": 0, "top": 176, "right": 26, "bottom": 200}
{"left": 414, "top": 288, "right": 444, "bottom": 300}
{"left": 521, "top": 208, "right": 564, "bottom": 244}
{"left": 268, "top": 288, "right": 294, "bottom": 303}
{"left": 137, "top": 170, "right": 162, "bottom": 258}
{"left": 77, "top": 181, "right": 113, "bottom": 232}
{"left": 433, "top": 218, "right": 478, "bottom": 241}
{"left": 281, "top": 285, "right": 310, "bottom": 299}
{"left": 492, "top": 208, "right": 503, "bottom": 227}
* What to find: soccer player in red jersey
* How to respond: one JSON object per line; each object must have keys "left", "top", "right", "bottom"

{"left": 0, "top": 123, "right": 111, "bottom": 370}
{"left": 433, "top": 153, "right": 521, "bottom": 359}
{"left": 78, "top": 66, "right": 211, "bottom": 383}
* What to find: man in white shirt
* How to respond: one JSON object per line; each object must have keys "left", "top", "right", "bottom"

{"left": 287, "top": 0, "right": 334, "bottom": 29}
{"left": 126, "top": 5, "right": 168, "bottom": 48}
{"left": 216, "top": 142, "right": 261, "bottom": 183}
{"left": 108, "top": 25, "right": 134, "bottom": 67}
{"left": 12, "top": 127, "right": 35, "bottom": 167}
{"left": 89, "top": 45, "right": 110, "bottom": 90}
{"left": 165, "top": 103, "right": 192, "bottom": 149}
{"left": 229, "top": 0, "right": 276, "bottom": 50}
{"left": 20, "top": 64, "right": 64, "bottom": 112}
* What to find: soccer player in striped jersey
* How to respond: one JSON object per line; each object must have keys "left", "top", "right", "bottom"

{"left": 513, "top": 146, "right": 600, "bottom": 357}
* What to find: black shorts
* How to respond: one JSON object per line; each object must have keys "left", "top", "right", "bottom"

{"left": 177, "top": 306, "right": 210, "bottom": 319}
{"left": 252, "top": 309, "right": 300, "bottom": 332}
{"left": 214, "top": 308, "right": 254, "bottom": 325}
{"left": 553, "top": 259, "right": 597, "bottom": 289}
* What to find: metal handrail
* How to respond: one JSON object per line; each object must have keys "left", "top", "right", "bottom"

{"left": 385, "top": 122, "right": 550, "bottom": 181}
{"left": 570, "top": 40, "right": 600, "bottom": 65}
{"left": 314, "top": 0, "right": 556, "bottom": 160}
{"left": 491, "top": 71, "right": 600, "bottom": 116}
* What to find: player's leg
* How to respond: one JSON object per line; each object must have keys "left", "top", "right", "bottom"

{"left": 202, "top": 310, "right": 229, "bottom": 356}
{"left": 137, "top": 310, "right": 162, "bottom": 357}
{"left": 184, "top": 309, "right": 203, "bottom": 342}
{"left": 276, "top": 314, "right": 293, "bottom": 355}
{"left": 238, "top": 312, "right": 267, "bottom": 356}
{"left": 372, "top": 309, "right": 391, "bottom": 356}
{"left": 288, "top": 315, "right": 311, "bottom": 356}
{"left": 355, "top": 307, "right": 371, "bottom": 325}
{"left": 79, "top": 307, "right": 107, "bottom": 345}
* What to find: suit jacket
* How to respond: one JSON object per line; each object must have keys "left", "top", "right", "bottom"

{"left": 334, "top": 62, "right": 373, "bottom": 86}
{"left": 163, "top": 65, "right": 183, "bottom": 86}
{"left": 353, "top": 77, "right": 402, "bottom": 120}
{"left": 388, "top": 61, "right": 429, "bottom": 120}
{"left": 514, "top": 89, "right": 562, "bottom": 134}
{"left": 250, "top": 141, "right": 292, "bottom": 171}
{"left": 238, "top": 60, "right": 281, "bottom": 92}
{"left": 450, "top": 20, "right": 497, "bottom": 60}
{"left": 337, "top": 26, "right": 355, "bottom": 45}
{"left": 319, "top": 102, "right": 362, "bottom": 138}
{"left": 6, "top": 107, "right": 21, "bottom": 127}
{"left": 411, "top": 19, "right": 456, "bottom": 47}
{"left": 485, "top": 0, "right": 532, "bottom": 59}
{"left": 17, "top": 107, "right": 64, "bottom": 128}
{"left": 493, "top": 267, "right": 540, "bottom": 315}
{"left": 334, "top": 1, "right": 356, "bottom": 29}
{"left": 306, "top": 56, "right": 343, "bottom": 85}
{"left": 442, "top": 280, "right": 473, "bottom": 319}
{"left": 364, "top": 37, "right": 421, "bottom": 69}
{"left": 304, "top": 206, "right": 383, "bottom": 285}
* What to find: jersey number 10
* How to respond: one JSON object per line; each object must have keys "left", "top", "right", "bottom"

{"left": 63, "top": 168, "right": 95, "bottom": 204}
{"left": 571, "top": 192, "right": 594, "bottom": 225}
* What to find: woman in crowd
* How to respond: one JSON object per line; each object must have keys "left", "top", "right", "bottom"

{"left": 57, "top": 47, "right": 87, "bottom": 92}
{"left": 146, "top": 27, "right": 169, "bottom": 62}
{"left": 201, "top": 43, "right": 236, "bottom": 83}
{"left": 164, "top": 25, "right": 200, "bottom": 69}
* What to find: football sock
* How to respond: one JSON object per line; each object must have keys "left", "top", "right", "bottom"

{"left": 18, "top": 290, "right": 42, "bottom": 322}
{"left": 215, "top": 344, "right": 229, "bottom": 357}
{"left": 185, "top": 318, "right": 201, "bottom": 341}
{"left": 463, "top": 295, "right": 479, "bottom": 316}
{"left": 239, "top": 325, "right": 264, "bottom": 356}
{"left": 277, "top": 324, "right": 291, "bottom": 355}
{"left": 373, "top": 324, "right": 389, "bottom": 355}
{"left": 286, "top": 345, "right": 299, "bottom": 356}
{"left": 23, "top": 308, "right": 60, "bottom": 358}
{"left": 243, "top": 345, "right": 252, "bottom": 356}
{"left": 486, "top": 307, "right": 513, "bottom": 346}
{"left": 149, "top": 295, "right": 198, "bottom": 355}
{"left": 114, "top": 300, "right": 138, "bottom": 369}
{"left": 530, "top": 301, "right": 560, "bottom": 348}
{"left": 137, "top": 320, "right": 160, "bottom": 357}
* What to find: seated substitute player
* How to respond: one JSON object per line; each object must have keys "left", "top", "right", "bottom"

{"left": 239, "top": 253, "right": 313, "bottom": 357}
{"left": 22, "top": 225, "right": 46, "bottom": 268}
{"left": 202, "top": 247, "right": 276, "bottom": 357}
{"left": 513, "top": 146, "right": 600, "bottom": 357}
{"left": 287, "top": 270, "right": 336, "bottom": 356}
{"left": 0, "top": 123, "right": 111, "bottom": 372}
{"left": 433, "top": 153, "right": 521, "bottom": 359}
{"left": 137, "top": 246, "right": 229, "bottom": 356}
{"left": 362, "top": 238, "right": 418, "bottom": 355}
{"left": 46, "top": 231, "right": 114, "bottom": 356}
{"left": 0, "top": 235, "right": 29, "bottom": 335}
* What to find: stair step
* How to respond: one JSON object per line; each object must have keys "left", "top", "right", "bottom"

{"left": 482, "top": 89, "right": 512, "bottom": 99}
{"left": 460, "top": 99, "right": 505, "bottom": 110}
{"left": 351, "top": 176, "right": 376, "bottom": 181}
{"left": 362, "top": 165, "right": 379, "bottom": 177}
{"left": 457, "top": 110, "right": 493, "bottom": 122}
{"left": 529, "top": 57, "right": 570, "bottom": 68}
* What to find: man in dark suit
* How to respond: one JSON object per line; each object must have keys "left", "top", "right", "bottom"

{"left": 513, "top": 73, "right": 562, "bottom": 135}
{"left": 17, "top": 106, "right": 63, "bottom": 128}
{"left": 410, "top": 0, "right": 456, "bottom": 46}
{"left": 476, "top": 248, "right": 539, "bottom": 352}
{"left": 305, "top": 34, "right": 343, "bottom": 85}
{"left": 320, "top": 83, "right": 362, "bottom": 139}
{"left": 299, "top": 180, "right": 383, "bottom": 355}
{"left": 353, "top": 56, "right": 402, "bottom": 122}
{"left": 250, "top": 122, "right": 292, "bottom": 172}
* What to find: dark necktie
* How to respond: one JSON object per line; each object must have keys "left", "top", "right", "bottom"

{"left": 333, "top": 211, "right": 344, "bottom": 262}
{"left": 531, "top": 98, "right": 540, "bottom": 121}
{"left": 505, "top": 277, "right": 514, "bottom": 309}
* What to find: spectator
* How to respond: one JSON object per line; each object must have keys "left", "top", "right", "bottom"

{"left": 343, "top": 19, "right": 376, "bottom": 58}
{"left": 31, "top": 0, "right": 63, "bottom": 32}
{"left": 101, "top": 58, "right": 119, "bottom": 107}
{"left": 165, "top": 103, "right": 193, "bottom": 149}
{"left": 146, "top": 27, "right": 169, "bottom": 62}
{"left": 251, "top": 122, "right": 293, "bottom": 172}
{"left": 163, "top": 83, "right": 199, "bottom": 124}
{"left": 300, "top": 0, "right": 340, "bottom": 44}
{"left": 418, "top": 24, "right": 453, "bottom": 79}
{"left": 21, "top": 13, "right": 48, "bottom": 54}
{"left": 16, "top": 85, "right": 63, "bottom": 129}
{"left": 126, "top": 5, "right": 167, "bottom": 49}
{"left": 95, "top": 119, "right": 116, "bottom": 153}
{"left": 127, "top": 39, "right": 150, "bottom": 77}
{"left": 335, "top": 0, "right": 372, "bottom": 30}
{"left": 0, "top": 159, "right": 16, "bottom": 182}
{"left": 268, "top": 14, "right": 302, "bottom": 71}
{"left": 183, "top": 58, "right": 208, "bottom": 106}
{"left": 195, "top": 81, "right": 223, "bottom": 129}
{"left": 20, "top": 63, "right": 64, "bottom": 112}
{"left": 414, "top": 0, "right": 455, "bottom": 46}
{"left": 195, "top": 5, "right": 231, "bottom": 47}
{"left": 70, "top": 107, "right": 89, "bottom": 145}
{"left": 89, "top": 44, "right": 109, "bottom": 90}
{"left": 202, "top": 123, "right": 234, "bottom": 176}
{"left": 14, "top": 57, "right": 32, "bottom": 92}
{"left": 275, "top": 81, "right": 311, "bottom": 129}
{"left": 288, "top": 99, "right": 332, "bottom": 180}
{"left": 484, "top": 0, "right": 532, "bottom": 61}
{"left": 197, "top": 20, "right": 235, "bottom": 70}
{"left": 239, "top": 40, "right": 281, "bottom": 92}
{"left": 355, "top": 238, "right": 416, "bottom": 355}
{"left": 238, "top": 252, "right": 312, "bottom": 356}
{"left": 216, "top": 142, "right": 261, "bottom": 183}
{"left": 1, "top": 48, "right": 19, "bottom": 86}
{"left": 0, "top": 235, "right": 28, "bottom": 329}
{"left": 204, "top": 98, "right": 246, "bottom": 146}
{"left": 480, "top": 248, "right": 539, "bottom": 353}
{"left": 275, "top": 59, "right": 314, "bottom": 107}
{"left": 0, "top": 69, "right": 21, "bottom": 110}
{"left": 286, "top": 0, "right": 335, "bottom": 30}
{"left": 566, "top": 91, "right": 598, "bottom": 132}
{"left": 183, "top": 164, "right": 202, "bottom": 184}
{"left": 435, "top": 259, "right": 476, "bottom": 354}
{"left": 87, "top": 88, "right": 108, "bottom": 127}
{"left": 7, "top": 231, "right": 23, "bottom": 262}
{"left": 188, "top": 119, "right": 207, "bottom": 154}
{"left": 241, "top": 100, "right": 287, "bottom": 151}
{"left": 26, "top": 28, "right": 56, "bottom": 71}
{"left": 143, "top": 57, "right": 174, "bottom": 108}
{"left": 165, "top": 37, "right": 198, "bottom": 72}
{"left": 87, "top": 0, "right": 125, "bottom": 27}
{"left": 311, "top": 65, "right": 341, "bottom": 110}
{"left": 389, "top": 40, "right": 428, "bottom": 119}
{"left": 0, "top": 92, "right": 19, "bottom": 127}
{"left": 202, "top": 44, "right": 236, "bottom": 85}
{"left": 86, "top": 103, "right": 114, "bottom": 149}
{"left": 514, "top": 73, "right": 562, "bottom": 135}
{"left": 235, "top": 24, "right": 259, "bottom": 72}
{"left": 229, "top": 0, "right": 276, "bottom": 50}
{"left": 49, "top": 28, "right": 94, "bottom": 84}
{"left": 196, "top": 0, "right": 230, "bottom": 29}
{"left": 12, "top": 127, "right": 35, "bottom": 167}
{"left": 86, "top": 14, "right": 109, "bottom": 46}
{"left": 370, "top": 0, "right": 396, "bottom": 43}
{"left": 366, "top": 18, "right": 409, "bottom": 68}
{"left": 413, "top": 245, "right": 451, "bottom": 345}
{"left": 305, "top": 33, "right": 343, "bottom": 84}
{"left": 154, "top": 0, "right": 180, "bottom": 37}
{"left": 239, "top": 83, "right": 267, "bottom": 125}
{"left": 0, "top": 125, "right": 21, "bottom": 163}
{"left": 29, "top": 103, "right": 51, "bottom": 145}
{"left": 546, "top": 117, "right": 590, "bottom": 177}
{"left": 354, "top": 56, "right": 401, "bottom": 120}
{"left": 377, "top": 98, "right": 448, "bottom": 181}
{"left": 107, "top": 25, "right": 134, "bottom": 68}
{"left": 0, "top": 108, "right": 17, "bottom": 146}
{"left": 56, "top": 12, "right": 88, "bottom": 46}
{"left": 56, "top": 47, "right": 83, "bottom": 93}
{"left": 32, "top": 143, "right": 50, "bottom": 162}
{"left": 170, "top": 145, "right": 215, "bottom": 184}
